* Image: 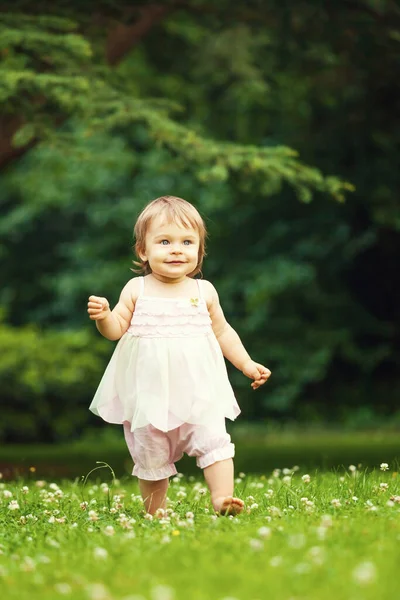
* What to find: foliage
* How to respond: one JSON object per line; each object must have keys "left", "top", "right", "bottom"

{"left": 0, "top": 321, "right": 111, "bottom": 442}
{"left": 0, "top": 1, "right": 399, "bottom": 440}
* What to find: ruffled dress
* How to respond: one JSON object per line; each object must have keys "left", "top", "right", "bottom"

{"left": 89, "top": 277, "right": 241, "bottom": 433}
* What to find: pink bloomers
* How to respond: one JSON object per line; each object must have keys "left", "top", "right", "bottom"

{"left": 123, "top": 418, "right": 235, "bottom": 481}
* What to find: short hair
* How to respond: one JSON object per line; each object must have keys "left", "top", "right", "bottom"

{"left": 133, "top": 196, "right": 207, "bottom": 277}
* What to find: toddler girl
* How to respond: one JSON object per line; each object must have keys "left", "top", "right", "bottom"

{"left": 88, "top": 196, "right": 271, "bottom": 516}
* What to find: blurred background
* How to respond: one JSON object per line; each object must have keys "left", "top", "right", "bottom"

{"left": 0, "top": 1, "right": 399, "bottom": 477}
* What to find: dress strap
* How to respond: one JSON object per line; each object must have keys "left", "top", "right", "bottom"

{"left": 196, "top": 278, "right": 203, "bottom": 300}
{"left": 139, "top": 276, "right": 145, "bottom": 297}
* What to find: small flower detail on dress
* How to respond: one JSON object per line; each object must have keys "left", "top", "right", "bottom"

{"left": 190, "top": 297, "right": 199, "bottom": 307}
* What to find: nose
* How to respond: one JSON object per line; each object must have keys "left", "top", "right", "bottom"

{"left": 170, "top": 244, "right": 182, "bottom": 254}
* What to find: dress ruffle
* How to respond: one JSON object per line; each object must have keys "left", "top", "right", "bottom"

{"left": 89, "top": 289, "right": 241, "bottom": 433}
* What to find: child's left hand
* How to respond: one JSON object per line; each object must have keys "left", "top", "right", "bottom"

{"left": 242, "top": 360, "right": 271, "bottom": 390}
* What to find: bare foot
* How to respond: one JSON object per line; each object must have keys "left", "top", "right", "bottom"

{"left": 214, "top": 496, "right": 244, "bottom": 516}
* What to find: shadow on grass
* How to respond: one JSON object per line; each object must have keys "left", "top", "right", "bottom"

{"left": 1, "top": 428, "right": 399, "bottom": 481}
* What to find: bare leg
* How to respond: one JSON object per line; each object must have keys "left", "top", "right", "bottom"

{"left": 138, "top": 478, "right": 169, "bottom": 515}
{"left": 203, "top": 459, "right": 244, "bottom": 515}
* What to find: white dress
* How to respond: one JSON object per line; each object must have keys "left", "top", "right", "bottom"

{"left": 89, "top": 277, "right": 241, "bottom": 432}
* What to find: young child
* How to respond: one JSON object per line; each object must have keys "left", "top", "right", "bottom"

{"left": 88, "top": 196, "right": 271, "bottom": 516}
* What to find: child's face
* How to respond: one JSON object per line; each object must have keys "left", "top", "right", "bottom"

{"left": 140, "top": 215, "right": 200, "bottom": 282}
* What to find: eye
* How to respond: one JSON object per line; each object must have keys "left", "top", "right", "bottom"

{"left": 160, "top": 240, "right": 169, "bottom": 245}
{"left": 183, "top": 240, "right": 192, "bottom": 245}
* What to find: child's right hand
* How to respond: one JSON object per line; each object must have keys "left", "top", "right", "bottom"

{"left": 87, "top": 295, "right": 111, "bottom": 321}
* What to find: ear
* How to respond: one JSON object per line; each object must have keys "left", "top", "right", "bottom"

{"left": 136, "top": 243, "right": 147, "bottom": 262}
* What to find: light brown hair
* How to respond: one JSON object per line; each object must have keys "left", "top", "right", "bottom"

{"left": 132, "top": 196, "right": 207, "bottom": 277}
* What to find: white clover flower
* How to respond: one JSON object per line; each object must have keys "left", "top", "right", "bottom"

{"left": 144, "top": 513, "right": 153, "bottom": 521}
{"left": 150, "top": 584, "right": 175, "bottom": 600}
{"left": 103, "top": 525, "right": 115, "bottom": 536}
{"left": 264, "top": 489, "right": 274, "bottom": 498}
{"left": 49, "top": 483, "right": 59, "bottom": 491}
{"left": 380, "top": 463, "right": 389, "bottom": 471}
{"left": 54, "top": 583, "right": 72, "bottom": 595}
{"left": 379, "top": 483, "right": 389, "bottom": 491}
{"left": 386, "top": 500, "right": 395, "bottom": 507}
{"left": 282, "top": 468, "right": 292, "bottom": 476}
{"left": 85, "top": 582, "right": 109, "bottom": 600}
{"left": 80, "top": 501, "right": 88, "bottom": 510}
{"left": 246, "top": 495, "right": 255, "bottom": 503}
{"left": 3, "top": 490, "right": 12, "bottom": 498}
{"left": 88, "top": 510, "right": 99, "bottom": 521}
{"left": 249, "top": 538, "right": 264, "bottom": 551}
{"left": 160, "top": 535, "right": 171, "bottom": 544}
{"left": 282, "top": 476, "right": 292, "bottom": 485}
{"left": 300, "top": 497, "right": 308, "bottom": 503}
{"left": 302, "top": 474, "right": 311, "bottom": 483}
{"left": 185, "top": 512, "right": 194, "bottom": 520}
{"left": 348, "top": 465, "right": 357, "bottom": 473}
{"left": 176, "top": 490, "right": 186, "bottom": 499}
{"left": 249, "top": 503, "right": 259, "bottom": 511}
{"left": 198, "top": 488, "right": 207, "bottom": 495}
{"left": 21, "top": 486, "right": 29, "bottom": 494}
{"left": 8, "top": 500, "right": 20, "bottom": 510}
{"left": 352, "top": 496, "right": 358, "bottom": 502}
{"left": 20, "top": 557, "right": 36, "bottom": 572}
{"left": 352, "top": 561, "right": 377, "bottom": 585}
{"left": 288, "top": 534, "right": 306, "bottom": 549}
{"left": 239, "top": 472, "right": 246, "bottom": 478}
{"left": 257, "top": 526, "right": 272, "bottom": 538}
{"left": 331, "top": 499, "right": 341, "bottom": 508}
{"left": 35, "top": 480, "right": 46, "bottom": 488}
{"left": 272, "top": 469, "right": 281, "bottom": 478}
{"left": 93, "top": 547, "right": 108, "bottom": 560}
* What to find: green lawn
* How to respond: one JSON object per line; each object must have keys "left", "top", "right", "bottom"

{"left": 1, "top": 463, "right": 399, "bottom": 600}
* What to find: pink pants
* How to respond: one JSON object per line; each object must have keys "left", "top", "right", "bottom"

{"left": 123, "top": 419, "right": 235, "bottom": 481}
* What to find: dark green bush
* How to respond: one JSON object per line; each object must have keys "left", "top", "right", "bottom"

{"left": 0, "top": 323, "right": 112, "bottom": 442}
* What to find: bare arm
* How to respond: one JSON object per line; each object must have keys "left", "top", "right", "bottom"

{"left": 205, "top": 281, "right": 271, "bottom": 389}
{"left": 87, "top": 278, "right": 138, "bottom": 341}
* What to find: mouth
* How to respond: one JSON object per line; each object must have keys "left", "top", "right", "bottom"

{"left": 166, "top": 261, "right": 186, "bottom": 264}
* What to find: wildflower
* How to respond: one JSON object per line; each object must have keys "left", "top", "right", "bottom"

{"left": 88, "top": 510, "right": 99, "bottom": 521}
{"left": 331, "top": 499, "right": 341, "bottom": 508}
{"left": 172, "top": 530, "right": 180, "bottom": 536}
{"left": 80, "top": 501, "right": 88, "bottom": 510}
{"left": 348, "top": 465, "right": 357, "bottom": 473}
{"left": 161, "top": 535, "right": 171, "bottom": 544}
{"left": 302, "top": 474, "right": 311, "bottom": 483}
{"left": 257, "top": 527, "right": 272, "bottom": 538}
{"left": 185, "top": 511, "right": 194, "bottom": 520}
{"left": 8, "top": 500, "right": 20, "bottom": 510}
{"left": 176, "top": 490, "right": 186, "bottom": 499}
{"left": 272, "top": 469, "right": 281, "bottom": 478}
{"left": 282, "top": 476, "right": 292, "bottom": 485}
{"left": 352, "top": 561, "right": 377, "bottom": 585}
{"left": 269, "top": 556, "right": 283, "bottom": 567}
{"left": 20, "top": 556, "right": 36, "bottom": 572}
{"left": 3, "top": 490, "right": 12, "bottom": 498}
{"left": 21, "top": 486, "right": 29, "bottom": 494}
{"left": 249, "top": 538, "right": 264, "bottom": 551}
{"left": 379, "top": 483, "right": 389, "bottom": 491}
{"left": 35, "top": 480, "right": 46, "bottom": 488}
{"left": 93, "top": 547, "right": 108, "bottom": 560}
{"left": 239, "top": 472, "right": 246, "bottom": 478}
{"left": 144, "top": 513, "right": 153, "bottom": 521}
{"left": 390, "top": 495, "right": 400, "bottom": 504}
{"left": 54, "top": 583, "right": 72, "bottom": 595}
{"left": 380, "top": 463, "right": 389, "bottom": 471}
{"left": 103, "top": 526, "right": 115, "bottom": 536}
{"left": 282, "top": 468, "right": 292, "bottom": 476}
{"left": 288, "top": 534, "right": 306, "bottom": 549}
{"left": 151, "top": 584, "right": 175, "bottom": 600}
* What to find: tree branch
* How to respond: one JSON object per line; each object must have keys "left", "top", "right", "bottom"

{"left": 106, "top": 3, "right": 176, "bottom": 66}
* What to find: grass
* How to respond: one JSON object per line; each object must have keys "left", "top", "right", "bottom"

{"left": 1, "top": 462, "right": 399, "bottom": 600}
